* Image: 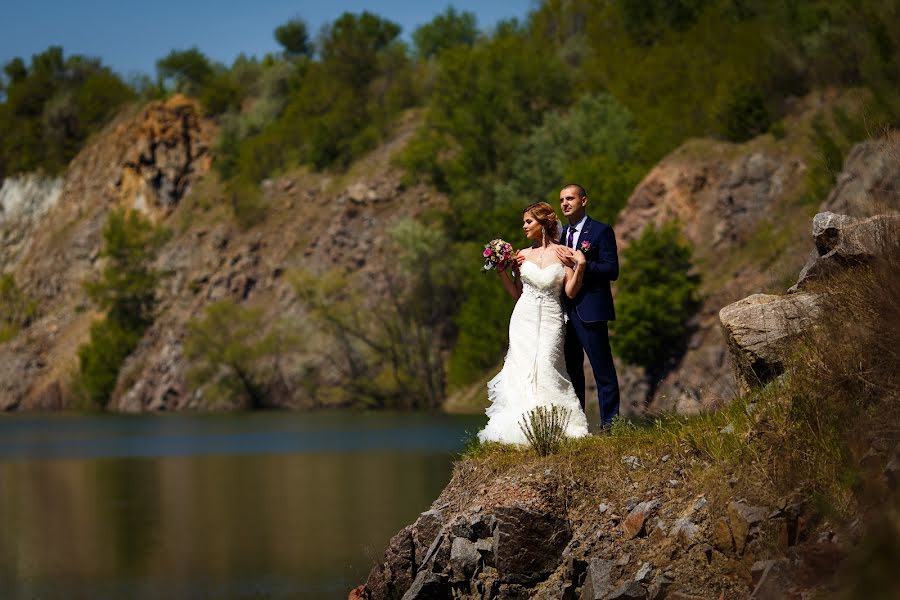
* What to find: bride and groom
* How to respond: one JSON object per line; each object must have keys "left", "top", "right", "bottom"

{"left": 478, "top": 184, "right": 620, "bottom": 444}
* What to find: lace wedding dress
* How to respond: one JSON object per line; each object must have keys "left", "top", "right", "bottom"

{"left": 478, "top": 261, "right": 590, "bottom": 444}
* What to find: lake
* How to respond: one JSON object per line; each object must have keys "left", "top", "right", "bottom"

{"left": 0, "top": 411, "right": 485, "bottom": 599}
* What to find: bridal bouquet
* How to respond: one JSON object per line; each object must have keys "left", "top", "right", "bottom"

{"left": 482, "top": 239, "right": 514, "bottom": 272}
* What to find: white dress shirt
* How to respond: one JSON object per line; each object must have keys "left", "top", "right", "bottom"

{"left": 566, "top": 215, "right": 588, "bottom": 248}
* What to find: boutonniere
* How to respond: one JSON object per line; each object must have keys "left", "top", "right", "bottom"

{"left": 579, "top": 241, "right": 591, "bottom": 253}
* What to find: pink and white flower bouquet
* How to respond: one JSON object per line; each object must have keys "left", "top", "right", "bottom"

{"left": 482, "top": 239, "right": 514, "bottom": 272}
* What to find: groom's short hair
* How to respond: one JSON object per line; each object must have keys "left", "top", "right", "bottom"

{"left": 562, "top": 183, "right": 587, "bottom": 198}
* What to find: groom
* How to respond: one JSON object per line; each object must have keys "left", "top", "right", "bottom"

{"left": 555, "top": 184, "right": 620, "bottom": 428}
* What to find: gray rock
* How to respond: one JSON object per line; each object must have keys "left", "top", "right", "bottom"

{"left": 608, "top": 580, "right": 647, "bottom": 600}
{"left": 401, "top": 571, "right": 451, "bottom": 600}
{"left": 580, "top": 558, "right": 615, "bottom": 600}
{"left": 728, "top": 501, "right": 768, "bottom": 555}
{"left": 749, "top": 558, "right": 790, "bottom": 599}
{"left": 366, "top": 526, "right": 416, "bottom": 599}
{"left": 493, "top": 505, "right": 571, "bottom": 585}
{"left": 634, "top": 562, "right": 654, "bottom": 583}
{"left": 647, "top": 573, "right": 673, "bottom": 600}
{"left": 413, "top": 509, "right": 444, "bottom": 565}
{"left": 450, "top": 536, "right": 481, "bottom": 581}
{"left": 450, "top": 515, "right": 475, "bottom": 540}
{"left": 622, "top": 499, "right": 661, "bottom": 539}
{"left": 719, "top": 292, "right": 822, "bottom": 392}
{"left": 820, "top": 137, "right": 900, "bottom": 218}
{"left": 791, "top": 212, "right": 900, "bottom": 291}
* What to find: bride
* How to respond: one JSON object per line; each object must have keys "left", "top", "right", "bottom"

{"left": 477, "top": 202, "right": 590, "bottom": 444}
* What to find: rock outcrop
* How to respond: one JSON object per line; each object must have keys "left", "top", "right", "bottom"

{"left": 720, "top": 210, "right": 898, "bottom": 392}
{"left": 613, "top": 115, "right": 900, "bottom": 415}
{"left": 360, "top": 460, "right": 819, "bottom": 600}
{"left": 0, "top": 98, "right": 443, "bottom": 411}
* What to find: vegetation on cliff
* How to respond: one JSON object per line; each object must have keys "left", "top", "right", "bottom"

{"left": 370, "top": 220, "right": 900, "bottom": 598}
{"left": 2, "top": 0, "right": 899, "bottom": 409}
{"left": 75, "top": 210, "right": 169, "bottom": 407}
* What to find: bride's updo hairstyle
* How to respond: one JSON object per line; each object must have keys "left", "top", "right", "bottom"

{"left": 523, "top": 202, "right": 560, "bottom": 243}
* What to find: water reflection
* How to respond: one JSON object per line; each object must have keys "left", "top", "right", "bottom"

{"left": 0, "top": 413, "right": 482, "bottom": 600}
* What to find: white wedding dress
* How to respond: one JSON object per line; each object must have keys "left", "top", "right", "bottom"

{"left": 478, "top": 261, "right": 590, "bottom": 444}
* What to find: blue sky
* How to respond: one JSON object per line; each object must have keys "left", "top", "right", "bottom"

{"left": 1, "top": 1, "right": 537, "bottom": 79}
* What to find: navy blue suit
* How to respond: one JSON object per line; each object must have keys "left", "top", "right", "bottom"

{"left": 562, "top": 216, "right": 620, "bottom": 425}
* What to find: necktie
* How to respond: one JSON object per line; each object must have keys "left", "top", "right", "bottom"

{"left": 567, "top": 226, "right": 575, "bottom": 248}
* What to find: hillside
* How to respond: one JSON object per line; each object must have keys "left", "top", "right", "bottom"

{"left": 1, "top": 88, "right": 898, "bottom": 414}
{"left": 0, "top": 98, "right": 444, "bottom": 411}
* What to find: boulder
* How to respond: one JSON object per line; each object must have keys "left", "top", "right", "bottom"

{"left": 449, "top": 537, "right": 480, "bottom": 582}
{"left": 719, "top": 292, "right": 822, "bottom": 392}
{"left": 494, "top": 505, "right": 572, "bottom": 585}
{"left": 581, "top": 558, "right": 615, "bottom": 600}
{"left": 413, "top": 509, "right": 445, "bottom": 565}
{"left": 401, "top": 571, "right": 451, "bottom": 600}
{"left": 790, "top": 212, "right": 900, "bottom": 291}
{"left": 820, "top": 135, "right": 900, "bottom": 218}
{"left": 365, "top": 526, "right": 416, "bottom": 599}
{"left": 622, "top": 499, "right": 660, "bottom": 539}
{"left": 728, "top": 501, "right": 768, "bottom": 555}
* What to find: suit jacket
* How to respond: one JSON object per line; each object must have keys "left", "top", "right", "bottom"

{"left": 563, "top": 216, "right": 619, "bottom": 323}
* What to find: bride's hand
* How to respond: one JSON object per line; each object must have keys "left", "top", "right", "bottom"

{"left": 572, "top": 249, "right": 586, "bottom": 269}
{"left": 514, "top": 250, "right": 526, "bottom": 269}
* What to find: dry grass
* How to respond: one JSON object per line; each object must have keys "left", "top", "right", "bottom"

{"left": 454, "top": 218, "right": 900, "bottom": 596}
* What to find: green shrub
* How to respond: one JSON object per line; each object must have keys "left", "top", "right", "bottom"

{"left": 0, "top": 274, "right": 38, "bottom": 343}
{"left": 717, "top": 82, "right": 771, "bottom": 142}
{"left": 519, "top": 405, "right": 572, "bottom": 456}
{"left": 76, "top": 209, "right": 168, "bottom": 407}
{"left": 610, "top": 222, "right": 700, "bottom": 371}
{"left": 0, "top": 47, "right": 134, "bottom": 178}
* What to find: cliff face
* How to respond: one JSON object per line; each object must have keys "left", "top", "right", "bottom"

{"left": 0, "top": 100, "right": 443, "bottom": 411}
{"left": 610, "top": 100, "right": 899, "bottom": 415}
{"left": 1, "top": 90, "right": 896, "bottom": 413}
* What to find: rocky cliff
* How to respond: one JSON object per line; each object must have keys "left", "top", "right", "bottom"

{"left": 357, "top": 205, "right": 900, "bottom": 599}
{"left": 1, "top": 90, "right": 897, "bottom": 413}
{"left": 611, "top": 97, "right": 899, "bottom": 415}
{"left": 0, "top": 99, "right": 442, "bottom": 411}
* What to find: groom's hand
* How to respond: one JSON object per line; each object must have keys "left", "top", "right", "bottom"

{"left": 556, "top": 246, "right": 576, "bottom": 267}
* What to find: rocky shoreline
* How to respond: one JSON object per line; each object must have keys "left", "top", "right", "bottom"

{"left": 354, "top": 209, "right": 900, "bottom": 599}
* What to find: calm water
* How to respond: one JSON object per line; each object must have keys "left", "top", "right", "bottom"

{"left": 0, "top": 412, "right": 485, "bottom": 600}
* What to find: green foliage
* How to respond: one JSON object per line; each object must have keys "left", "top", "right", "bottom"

{"left": 499, "top": 94, "right": 645, "bottom": 224}
{"left": 716, "top": 82, "right": 771, "bottom": 142}
{"left": 412, "top": 7, "right": 478, "bottom": 59}
{"left": 84, "top": 210, "right": 170, "bottom": 330}
{"left": 610, "top": 222, "right": 700, "bottom": 370}
{"left": 76, "top": 209, "right": 168, "bottom": 406}
{"left": 402, "top": 28, "right": 571, "bottom": 191}
{"left": 0, "top": 47, "right": 134, "bottom": 178}
{"left": 185, "top": 300, "right": 293, "bottom": 409}
{"left": 216, "top": 11, "right": 412, "bottom": 183}
{"left": 0, "top": 274, "right": 38, "bottom": 343}
{"left": 291, "top": 220, "right": 458, "bottom": 408}
{"left": 156, "top": 48, "right": 247, "bottom": 116}
{"left": 156, "top": 48, "right": 214, "bottom": 97}
{"left": 77, "top": 318, "right": 143, "bottom": 407}
{"left": 274, "top": 18, "right": 311, "bottom": 57}
{"left": 518, "top": 405, "right": 572, "bottom": 456}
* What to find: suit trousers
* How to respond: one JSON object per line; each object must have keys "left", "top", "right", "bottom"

{"left": 564, "top": 316, "right": 620, "bottom": 426}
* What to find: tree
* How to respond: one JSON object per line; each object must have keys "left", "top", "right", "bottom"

{"left": 610, "top": 222, "right": 700, "bottom": 371}
{"left": 412, "top": 7, "right": 478, "bottom": 59}
{"left": 0, "top": 47, "right": 134, "bottom": 178}
{"left": 274, "top": 18, "right": 311, "bottom": 57}
{"left": 77, "top": 209, "right": 169, "bottom": 406}
{"left": 156, "top": 48, "right": 214, "bottom": 96}
{"left": 185, "top": 300, "right": 295, "bottom": 409}
{"left": 318, "top": 11, "right": 402, "bottom": 90}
